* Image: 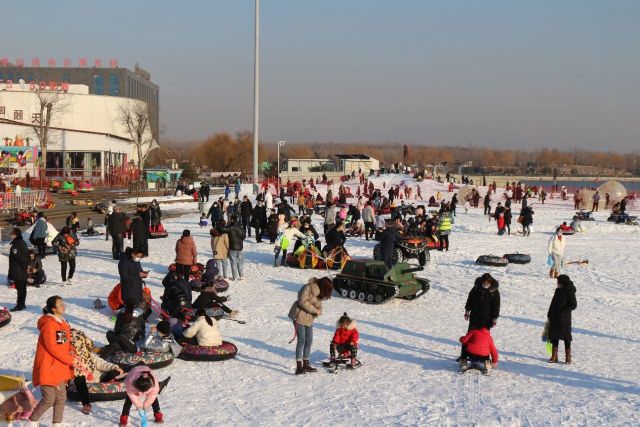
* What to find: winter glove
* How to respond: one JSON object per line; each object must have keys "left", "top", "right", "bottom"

{"left": 464, "top": 311, "right": 470, "bottom": 321}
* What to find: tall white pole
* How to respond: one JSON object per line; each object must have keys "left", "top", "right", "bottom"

{"left": 252, "top": 0, "right": 260, "bottom": 194}
{"left": 277, "top": 142, "right": 280, "bottom": 195}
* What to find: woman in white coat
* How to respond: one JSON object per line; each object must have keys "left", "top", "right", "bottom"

{"left": 548, "top": 228, "right": 566, "bottom": 279}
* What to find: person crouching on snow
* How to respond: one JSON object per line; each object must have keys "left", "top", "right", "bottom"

{"left": 329, "top": 312, "right": 361, "bottom": 369}
{"left": 458, "top": 327, "right": 498, "bottom": 373}
{"left": 120, "top": 366, "right": 164, "bottom": 426}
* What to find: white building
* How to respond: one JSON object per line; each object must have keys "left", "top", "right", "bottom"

{"left": 285, "top": 158, "right": 332, "bottom": 173}
{"left": 335, "top": 154, "right": 380, "bottom": 174}
{"left": 0, "top": 82, "right": 156, "bottom": 181}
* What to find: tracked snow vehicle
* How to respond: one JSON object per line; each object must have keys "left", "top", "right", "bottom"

{"left": 333, "top": 260, "right": 430, "bottom": 304}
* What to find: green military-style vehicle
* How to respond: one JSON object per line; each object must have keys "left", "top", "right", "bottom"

{"left": 333, "top": 260, "right": 430, "bottom": 304}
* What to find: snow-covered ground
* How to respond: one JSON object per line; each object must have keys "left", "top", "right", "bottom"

{"left": 1, "top": 175, "right": 639, "bottom": 426}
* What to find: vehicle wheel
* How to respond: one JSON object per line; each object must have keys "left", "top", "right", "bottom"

{"left": 392, "top": 248, "right": 402, "bottom": 264}
{"left": 375, "top": 294, "right": 383, "bottom": 303}
{"left": 418, "top": 252, "right": 426, "bottom": 266}
{"left": 340, "top": 288, "right": 349, "bottom": 298}
{"left": 358, "top": 292, "right": 366, "bottom": 301}
{"left": 373, "top": 244, "right": 382, "bottom": 260}
{"left": 366, "top": 294, "right": 375, "bottom": 303}
{"left": 349, "top": 290, "right": 357, "bottom": 299}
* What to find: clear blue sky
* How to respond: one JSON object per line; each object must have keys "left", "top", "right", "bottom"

{"left": 3, "top": 0, "right": 639, "bottom": 150}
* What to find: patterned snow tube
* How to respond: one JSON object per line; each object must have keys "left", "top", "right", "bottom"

{"left": 190, "top": 279, "right": 229, "bottom": 293}
{"left": 67, "top": 381, "right": 127, "bottom": 402}
{"left": 179, "top": 341, "right": 238, "bottom": 362}
{"left": 503, "top": 253, "right": 532, "bottom": 265}
{"left": 561, "top": 228, "right": 575, "bottom": 236}
{"left": 476, "top": 255, "right": 508, "bottom": 267}
{"left": 111, "top": 351, "right": 174, "bottom": 372}
{"left": 205, "top": 306, "right": 225, "bottom": 320}
{"left": 149, "top": 231, "right": 169, "bottom": 239}
{"left": 0, "top": 309, "right": 11, "bottom": 328}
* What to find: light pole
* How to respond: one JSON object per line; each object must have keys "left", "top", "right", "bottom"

{"left": 252, "top": 0, "right": 260, "bottom": 194}
{"left": 277, "top": 140, "right": 286, "bottom": 195}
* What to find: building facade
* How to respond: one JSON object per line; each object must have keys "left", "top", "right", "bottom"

{"left": 0, "top": 63, "right": 159, "bottom": 137}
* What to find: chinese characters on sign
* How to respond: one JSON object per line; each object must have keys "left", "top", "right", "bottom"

{"left": 13, "top": 110, "right": 23, "bottom": 120}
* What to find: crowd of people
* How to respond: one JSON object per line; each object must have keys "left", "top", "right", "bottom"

{"left": 2, "top": 172, "right": 601, "bottom": 425}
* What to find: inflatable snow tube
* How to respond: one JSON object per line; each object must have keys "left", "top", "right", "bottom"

{"left": 560, "top": 228, "right": 575, "bottom": 236}
{"left": 111, "top": 351, "right": 174, "bottom": 372}
{"left": 503, "top": 253, "right": 532, "bottom": 265}
{"left": 205, "top": 306, "right": 225, "bottom": 320}
{"left": 0, "top": 309, "right": 11, "bottom": 328}
{"left": 190, "top": 279, "right": 229, "bottom": 293}
{"left": 149, "top": 231, "right": 169, "bottom": 239}
{"left": 178, "top": 341, "right": 238, "bottom": 362}
{"left": 476, "top": 255, "right": 508, "bottom": 267}
{"left": 67, "top": 381, "right": 127, "bottom": 402}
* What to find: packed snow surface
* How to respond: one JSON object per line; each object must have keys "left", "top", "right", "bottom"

{"left": 1, "top": 175, "right": 639, "bottom": 426}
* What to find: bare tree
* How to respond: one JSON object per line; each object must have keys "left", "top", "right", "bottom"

{"left": 31, "top": 90, "right": 72, "bottom": 183}
{"left": 118, "top": 101, "right": 157, "bottom": 178}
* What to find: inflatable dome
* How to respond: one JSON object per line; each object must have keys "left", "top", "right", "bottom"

{"left": 576, "top": 189, "right": 595, "bottom": 210}
{"left": 457, "top": 186, "right": 475, "bottom": 203}
{"left": 598, "top": 181, "right": 627, "bottom": 206}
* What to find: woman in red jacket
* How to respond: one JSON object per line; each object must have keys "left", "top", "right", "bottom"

{"left": 328, "top": 312, "right": 361, "bottom": 369}
{"left": 30, "top": 295, "right": 74, "bottom": 425}
{"left": 458, "top": 327, "right": 498, "bottom": 373}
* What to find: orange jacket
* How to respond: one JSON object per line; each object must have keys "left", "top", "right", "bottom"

{"left": 175, "top": 236, "right": 197, "bottom": 265}
{"left": 32, "top": 314, "right": 74, "bottom": 387}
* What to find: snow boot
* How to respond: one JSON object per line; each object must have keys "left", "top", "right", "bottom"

{"left": 273, "top": 256, "right": 278, "bottom": 267}
{"left": 295, "top": 360, "right": 305, "bottom": 375}
{"left": 154, "top": 412, "right": 164, "bottom": 424}
{"left": 483, "top": 360, "right": 492, "bottom": 375}
{"left": 119, "top": 415, "right": 128, "bottom": 427}
{"left": 458, "top": 358, "right": 468, "bottom": 373}
{"left": 82, "top": 403, "right": 92, "bottom": 415}
{"left": 548, "top": 346, "right": 558, "bottom": 363}
{"left": 565, "top": 348, "right": 572, "bottom": 365}
{"left": 302, "top": 359, "right": 317, "bottom": 373}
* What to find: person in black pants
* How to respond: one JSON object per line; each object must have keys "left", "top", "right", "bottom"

{"left": 379, "top": 225, "right": 397, "bottom": 271}
{"left": 8, "top": 228, "right": 29, "bottom": 311}
{"left": 252, "top": 200, "right": 267, "bottom": 243}
{"left": 240, "top": 196, "right": 253, "bottom": 238}
{"left": 108, "top": 207, "right": 127, "bottom": 260}
{"left": 52, "top": 226, "right": 79, "bottom": 285}
{"left": 131, "top": 216, "right": 149, "bottom": 257}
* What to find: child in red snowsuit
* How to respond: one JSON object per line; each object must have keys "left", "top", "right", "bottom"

{"left": 459, "top": 327, "right": 499, "bottom": 371}
{"left": 330, "top": 312, "right": 360, "bottom": 368}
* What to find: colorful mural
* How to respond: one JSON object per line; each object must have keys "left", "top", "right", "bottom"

{"left": 0, "top": 146, "right": 38, "bottom": 167}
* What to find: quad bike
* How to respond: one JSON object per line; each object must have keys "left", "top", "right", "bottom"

{"left": 373, "top": 234, "right": 440, "bottom": 266}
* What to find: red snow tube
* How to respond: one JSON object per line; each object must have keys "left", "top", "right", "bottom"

{"left": 0, "top": 308, "right": 11, "bottom": 328}
{"left": 190, "top": 278, "right": 229, "bottom": 293}
{"left": 149, "top": 223, "right": 169, "bottom": 239}
{"left": 179, "top": 341, "right": 238, "bottom": 362}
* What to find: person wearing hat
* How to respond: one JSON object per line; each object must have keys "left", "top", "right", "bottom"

{"left": 547, "top": 274, "right": 577, "bottom": 364}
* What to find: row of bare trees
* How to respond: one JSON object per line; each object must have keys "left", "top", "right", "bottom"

{"left": 148, "top": 134, "right": 639, "bottom": 176}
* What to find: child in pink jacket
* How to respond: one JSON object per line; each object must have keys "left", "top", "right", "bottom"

{"left": 120, "top": 366, "right": 163, "bottom": 426}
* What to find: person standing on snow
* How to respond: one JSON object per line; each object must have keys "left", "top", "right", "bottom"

{"left": 8, "top": 227, "right": 29, "bottom": 311}
{"left": 288, "top": 277, "right": 334, "bottom": 375}
{"left": 546, "top": 274, "right": 577, "bottom": 364}
{"left": 175, "top": 230, "right": 197, "bottom": 282}
{"left": 464, "top": 273, "right": 500, "bottom": 331}
{"left": 548, "top": 228, "right": 566, "bottom": 279}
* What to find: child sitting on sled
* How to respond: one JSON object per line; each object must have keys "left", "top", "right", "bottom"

{"left": 458, "top": 327, "right": 499, "bottom": 373}
{"left": 328, "top": 312, "right": 361, "bottom": 369}
{"left": 199, "top": 214, "right": 208, "bottom": 228}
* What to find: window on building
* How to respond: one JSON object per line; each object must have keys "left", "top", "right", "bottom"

{"left": 109, "top": 74, "right": 119, "bottom": 96}
{"left": 94, "top": 75, "right": 104, "bottom": 95}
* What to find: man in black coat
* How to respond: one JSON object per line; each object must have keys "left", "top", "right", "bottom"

{"left": 118, "top": 248, "right": 147, "bottom": 307}
{"left": 8, "top": 228, "right": 29, "bottom": 311}
{"left": 464, "top": 273, "right": 501, "bottom": 331}
{"left": 323, "top": 222, "right": 346, "bottom": 254}
{"left": 240, "top": 196, "right": 253, "bottom": 237}
{"left": 252, "top": 200, "right": 267, "bottom": 243}
{"left": 131, "top": 216, "right": 149, "bottom": 257}
{"left": 547, "top": 274, "right": 577, "bottom": 364}
{"left": 379, "top": 218, "right": 401, "bottom": 270}
{"left": 207, "top": 202, "right": 223, "bottom": 227}
{"left": 108, "top": 207, "right": 127, "bottom": 260}
{"left": 227, "top": 218, "right": 246, "bottom": 281}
